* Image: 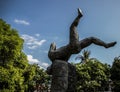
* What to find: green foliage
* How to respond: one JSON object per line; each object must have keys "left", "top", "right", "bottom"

{"left": 0, "top": 19, "right": 28, "bottom": 91}
{"left": 32, "top": 64, "right": 50, "bottom": 90}
{"left": 0, "top": 19, "right": 50, "bottom": 92}
{"left": 76, "top": 50, "right": 91, "bottom": 63}
{"left": 111, "top": 56, "right": 120, "bottom": 80}
{"left": 0, "top": 19, "right": 24, "bottom": 64}
{"left": 111, "top": 56, "right": 120, "bottom": 91}
{"left": 75, "top": 50, "right": 110, "bottom": 92}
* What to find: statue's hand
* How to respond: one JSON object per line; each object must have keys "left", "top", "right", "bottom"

{"left": 50, "top": 42, "right": 56, "bottom": 51}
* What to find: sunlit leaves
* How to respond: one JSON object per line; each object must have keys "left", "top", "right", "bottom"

{"left": 75, "top": 58, "right": 110, "bottom": 91}
{"left": 0, "top": 19, "right": 50, "bottom": 92}
{"left": 0, "top": 19, "right": 28, "bottom": 91}
{"left": 111, "top": 56, "right": 120, "bottom": 91}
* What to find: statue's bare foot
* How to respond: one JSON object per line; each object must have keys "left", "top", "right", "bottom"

{"left": 78, "top": 8, "right": 83, "bottom": 17}
{"left": 105, "top": 41, "right": 117, "bottom": 48}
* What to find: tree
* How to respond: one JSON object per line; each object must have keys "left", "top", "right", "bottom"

{"left": 111, "top": 56, "right": 120, "bottom": 91}
{"left": 0, "top": 19, "right": 28, "bottom": 91}
{"left": 32, "top": 64, "right": 50, "bottom": 92}
{"left": 0, "top": 19, "right": 50, "bottom": 92}
{"left": 75, "top": 51, "right": 111, "bottom": 92}
{"left": 75, "top": 50, "right": 91, "bottom": 63}
{"left": 0, "top": 19, "right": 24, "bottom": 64}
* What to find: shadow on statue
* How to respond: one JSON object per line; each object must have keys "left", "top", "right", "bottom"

{"left": 47, "top": 8, "right": 116, "bottom": 92}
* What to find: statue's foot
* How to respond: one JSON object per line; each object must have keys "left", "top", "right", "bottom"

{"left": 78, "top": 8, "right": 83, "bottom": 17}
{"left": 105, "top": 41, "right": 117, "bottom": 48}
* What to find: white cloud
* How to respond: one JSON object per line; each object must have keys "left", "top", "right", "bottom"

{"left": 35, "top": 34, "right": 40, "bottom": 37}
{"left": 27, "top": 55, "right": 39, "bottom": 63}
{"left": 21, "top": 34, "right": 46, "bottom": 49}
{"left": 14, "top": 19, "right": 30, "bottom": 25}
{"left": 28, "top": 45, "right": 37, "bottom": 49}
{"left": 27, "top": 55, "right": 49, "bottom": 69}
{"left": 41, "top": 63, "right": 49, "bottom": 69}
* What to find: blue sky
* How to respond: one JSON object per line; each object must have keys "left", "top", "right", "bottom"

{"left": 1, "top": 0, "right": 120, "bottom": 68}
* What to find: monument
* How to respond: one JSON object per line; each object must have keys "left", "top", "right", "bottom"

{"left": 47, "top": 8, "right": 116, "bottom": 92}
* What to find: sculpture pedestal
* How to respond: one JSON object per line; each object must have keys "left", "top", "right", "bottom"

{"left": 47, "top": 61, "right": 78, "bottom": 92}
{"left": 51, "top": 60, "right": 68, "bottom": 92}
{"left": 67, "top": 63, "right": 77, "bottom": 92}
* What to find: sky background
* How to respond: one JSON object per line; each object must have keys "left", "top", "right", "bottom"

{"left": 1, "top": 0, "right": 120, "bottom": 69}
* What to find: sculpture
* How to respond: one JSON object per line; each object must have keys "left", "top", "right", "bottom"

{"left": 47, "top": 8, "right": 116, "bottom": 92}
{"left": 48, "top": 8, "right": 116, "bottom": 62}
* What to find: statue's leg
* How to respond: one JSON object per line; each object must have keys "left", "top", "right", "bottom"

{"left": 69, "top": 8, "right": 83, "bottom": 45}
{"left": 79, "top": 37, "right": 117, "bottom": 49}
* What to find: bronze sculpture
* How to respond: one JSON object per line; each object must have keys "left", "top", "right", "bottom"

{"left": 47, "top": 8, "right": 116, "bottom": 92}
{"left": 48, "top": 8, "right": 116, "bottom": 62}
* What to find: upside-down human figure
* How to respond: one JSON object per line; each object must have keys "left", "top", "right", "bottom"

{"left": 48, "top": 8, "right": 116, "bottom": 62}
